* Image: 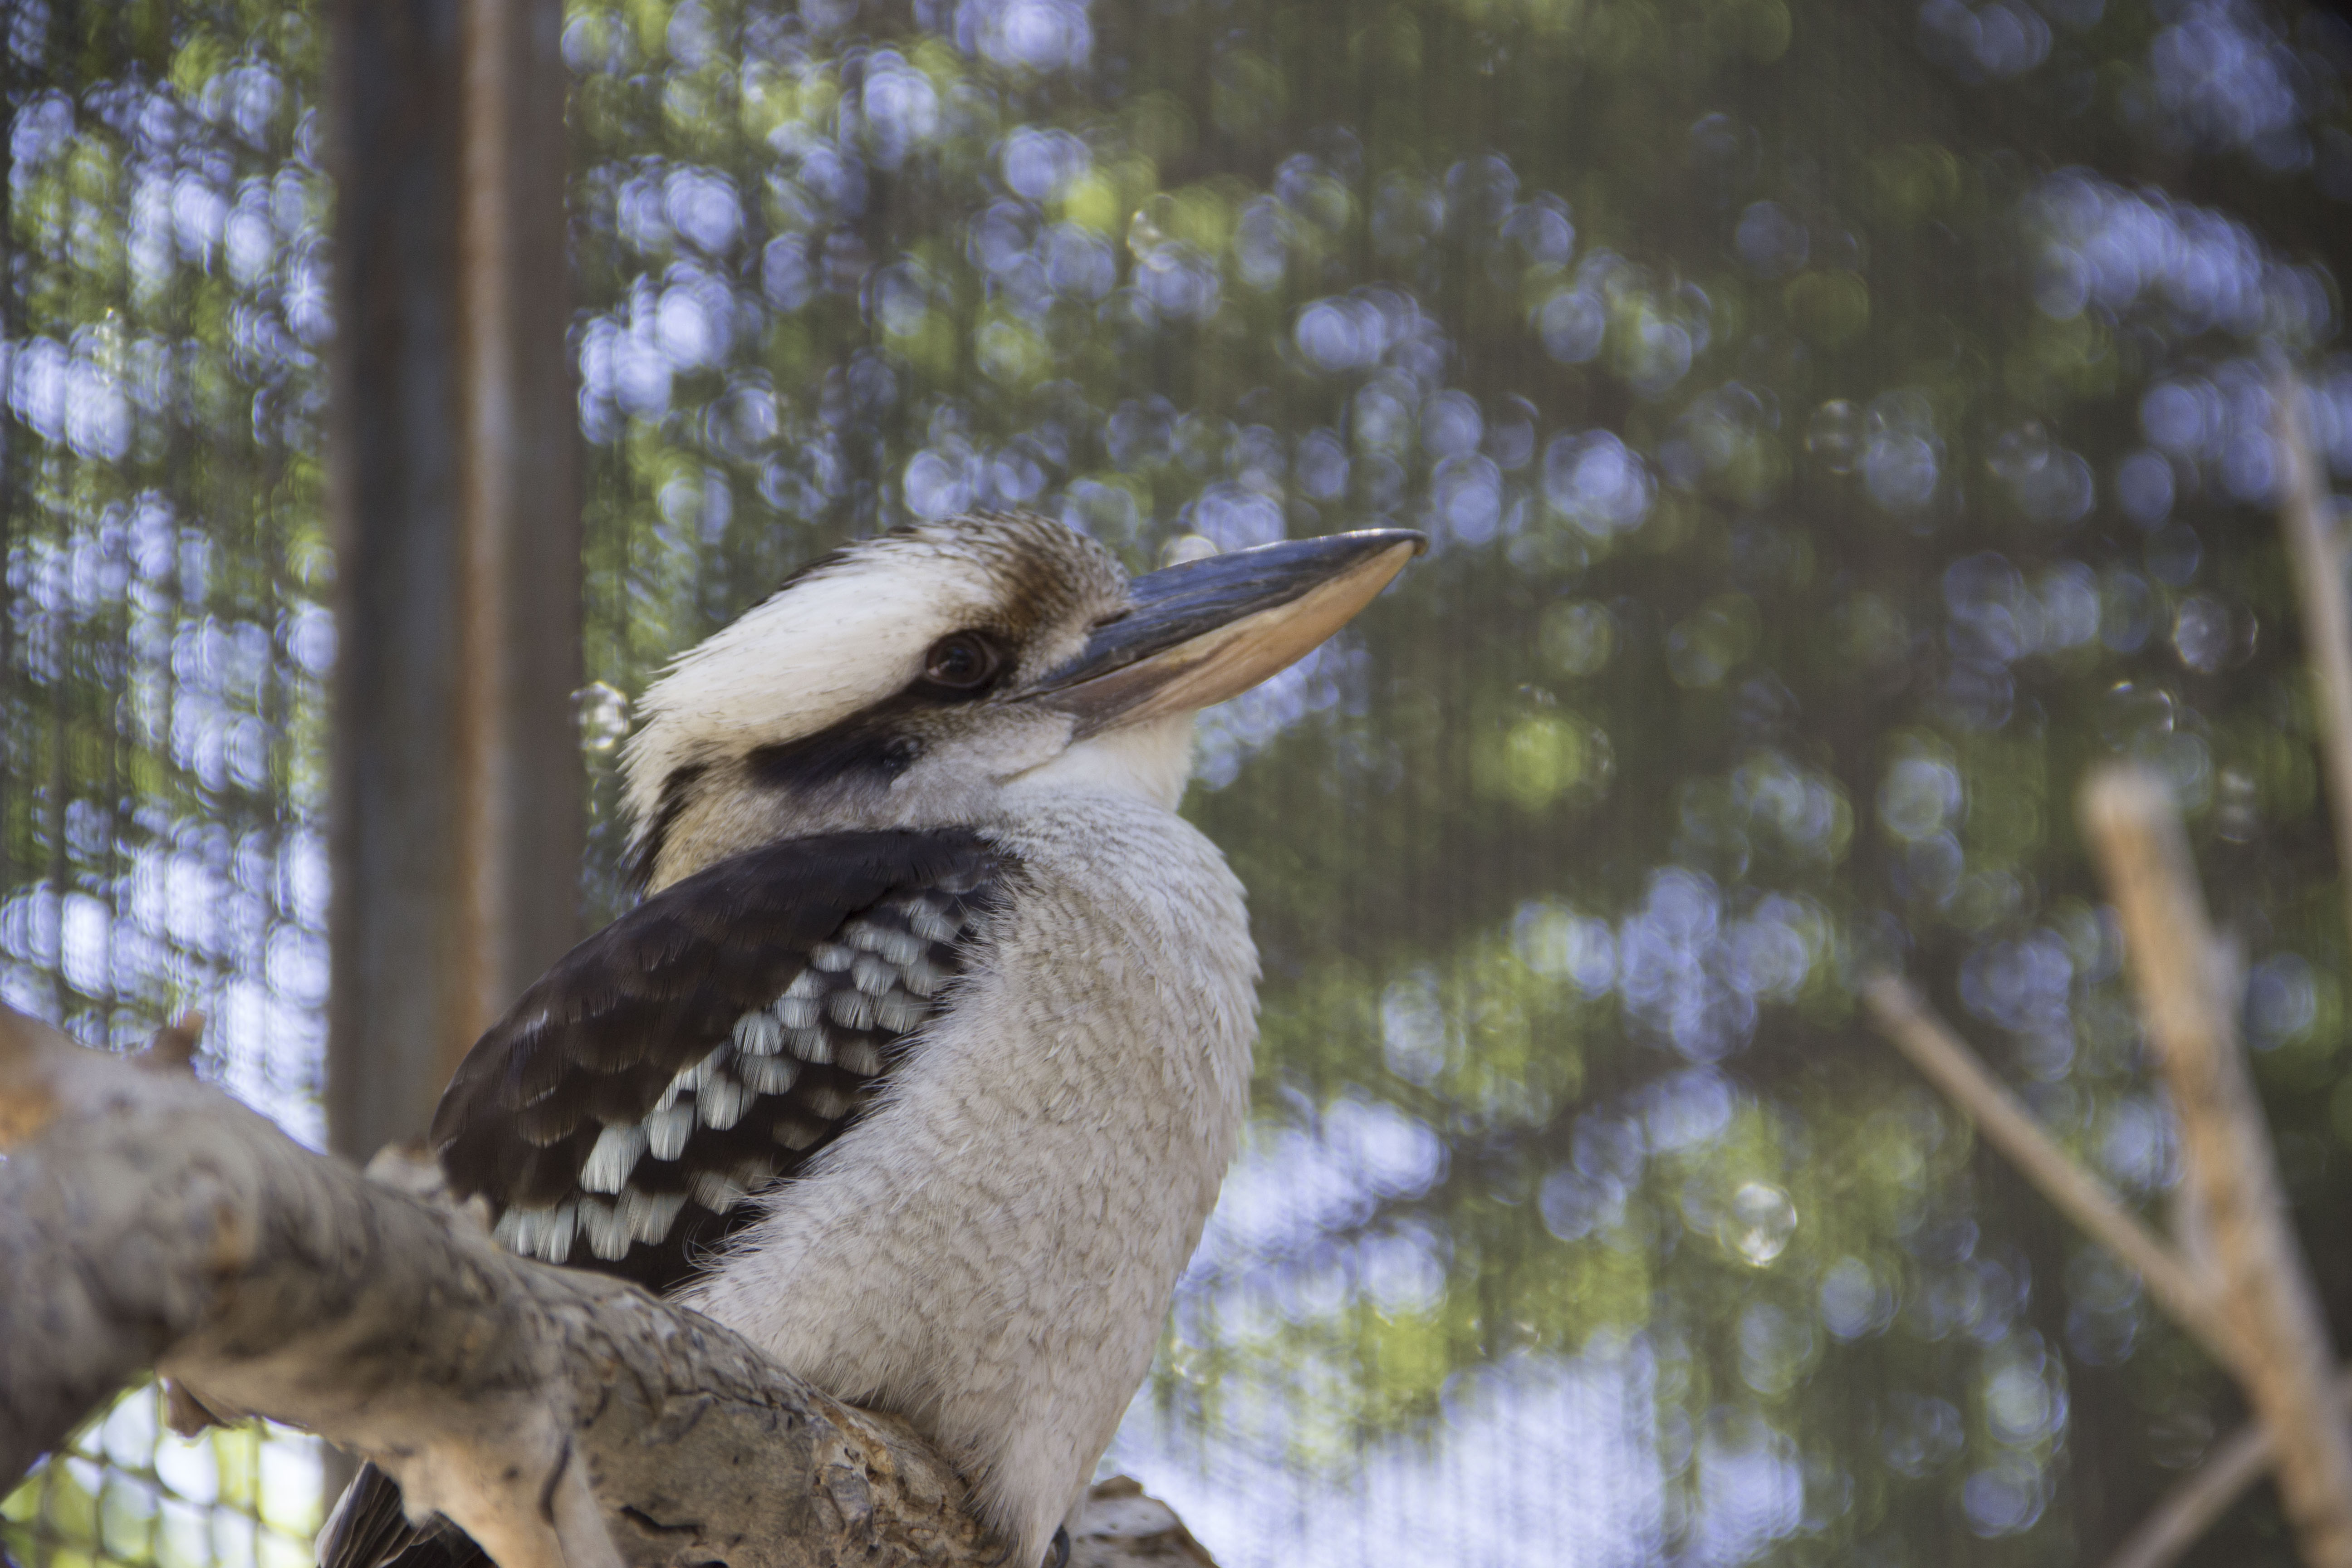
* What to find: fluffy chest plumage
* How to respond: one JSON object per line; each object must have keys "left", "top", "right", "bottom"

{"left": 680, "top": 790, "right": 1257, "bottom": 1560}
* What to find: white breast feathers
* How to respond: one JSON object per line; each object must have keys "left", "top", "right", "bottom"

{"left": 680, "top": 789, "right": 1259, "bottom": 1568}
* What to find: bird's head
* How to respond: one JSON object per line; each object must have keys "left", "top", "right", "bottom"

{"left": 620, "top": 511, "right": 1422, "bottom": 890}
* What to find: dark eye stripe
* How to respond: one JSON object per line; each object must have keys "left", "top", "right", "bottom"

{"left": 627, "top": 759, "right": 712, "bottom": 891}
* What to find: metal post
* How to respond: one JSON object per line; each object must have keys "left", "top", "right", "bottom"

{"left": 326, "top": 0, "right": 581, "bottom": 1170}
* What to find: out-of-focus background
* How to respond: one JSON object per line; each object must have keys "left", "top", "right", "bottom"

{"left": 3, "top": 0, "right": 2351, "bottom": 1563}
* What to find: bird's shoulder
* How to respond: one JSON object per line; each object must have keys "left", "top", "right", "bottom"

{"left": 431, "top": 825, "right": 1014, "bottom": 1294}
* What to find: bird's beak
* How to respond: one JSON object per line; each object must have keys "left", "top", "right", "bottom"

{"left": 1029, "top": 529, "right": 1426, "bottom": 738}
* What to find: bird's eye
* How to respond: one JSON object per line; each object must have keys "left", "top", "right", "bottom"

{"left": 920, "top": 632, "right": 1004, "bottom": 692}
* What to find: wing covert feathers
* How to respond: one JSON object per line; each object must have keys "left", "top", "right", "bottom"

{"left": 430, "top": 827, "right": 1006, "bottom": 1294}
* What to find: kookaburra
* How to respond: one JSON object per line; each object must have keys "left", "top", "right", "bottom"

{"left": 320, "top": 512, "right": 1422, "bottom": 1568}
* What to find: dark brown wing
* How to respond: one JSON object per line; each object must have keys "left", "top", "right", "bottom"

{"left": 319, "top": 830, "right": 1009, "bottom": 1568}
{"left": 432, "top": 825, "right": 1008, "bottom": 1294}
{"left": 316, "top": 1464, "right": 482, "bottom": 1568}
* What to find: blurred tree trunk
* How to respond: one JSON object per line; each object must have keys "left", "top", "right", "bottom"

{"left": 324, "top": 0, "right": 582, "bottom": 1514}
{"left": 325, "top": 0, "right": 581, "bottom": 1169}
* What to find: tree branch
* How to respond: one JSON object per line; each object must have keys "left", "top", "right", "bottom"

{"left": 0, "top": 1002, "right": 1112, "bottom": 1568}
{"left": 1858, "top": 975, "right": 2245, "bottom": 1372}
{"left": 2082, "top": 765, "right": 2352, "bottom": 1568}
{"left": 2274, "top": 368, "right": 2352, "bottom": 954}
{"left": 2103, "top": 1372, "right": 2352, "bottom": 1568}
{"left": 2096, "top": 368, "right": 2352, "bottom": 1568}
{"left": 2098, "top": 371, "right": 2352, "bottom": 1568}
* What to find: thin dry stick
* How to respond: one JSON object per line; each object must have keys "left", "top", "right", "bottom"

{"left": 2083, "top": 765, "right": 2352, "bottom": 1568}
{"left": 1865, "top": 968, "right": 2352, "bottom": 1568}
{"left": 1860, "top": 975, "right": 2244, "bottom": 1372}
{"left": 2274, "top": 370, "right": 2352, "bottom": 951}
{"left": 2136, "top": 370, "right": 2352, "bottom": 1568}
{"left": 2106, "top": 1372, "right": 2352, "bottom": 1568}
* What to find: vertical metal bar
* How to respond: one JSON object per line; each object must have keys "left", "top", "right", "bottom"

{"left": 325, "top": 0, "right": 581, "bottom": 1170}
{"left": 454, "top": 0, "right": 583, "bottom": 1058}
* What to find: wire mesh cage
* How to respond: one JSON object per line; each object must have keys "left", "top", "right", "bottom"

{"left": 12, "top": 0, "right": 2352, "bottom": 1563}
{"left": 2, "top": 1391, "right": 321, "bottom": 1568}
{"left": 0, "top": 3, "right": 329, "bottom": 1563}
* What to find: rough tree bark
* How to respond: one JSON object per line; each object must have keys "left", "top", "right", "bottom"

{"left": 0, "top": 1004, "right": 1213, "bottom": 1568}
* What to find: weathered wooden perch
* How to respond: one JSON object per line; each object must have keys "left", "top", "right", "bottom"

{"left": 0, "top": 1003, "right": 1208, "bottom": 1568}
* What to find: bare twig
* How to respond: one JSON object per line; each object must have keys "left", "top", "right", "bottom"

{"left": 2100, "top": 369, "right": 2352, "bottom": 1568}
{"left": 2274, "top": 370, "right": 2352, "bottom": 952}
{"left": 1863, "top": 969, "right": 2352, "bottom": 1568}
{"left": 2104, "top": 1371, "right": 2352, "bottom": 1568}
{"left": 1860, "top": 975, "right": 2244, "bottom": 1371}
{"left": 1877, "top": 379, "right": 2352, "bottom": 1568}
{"left": 2082, "top": 766, "right": 2352, "bottom": 1568}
